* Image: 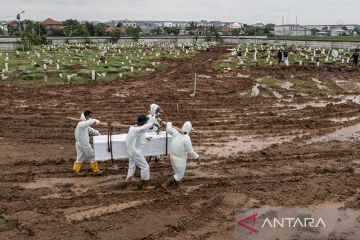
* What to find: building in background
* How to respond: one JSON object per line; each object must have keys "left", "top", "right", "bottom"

{"left": 274, "top": 24, "right": 312, "bottom": 36}
{"left": 41, "top": 18, "right": 64, "bottom": 31}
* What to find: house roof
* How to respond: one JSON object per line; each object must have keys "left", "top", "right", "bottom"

{"left": 6, "top": 20, "right": 18, "bottom": 27}
{"left": 106, "top": 26, "right": 126, "bottom": 33}
{"left": 42, "top": 18, "right": 63, "bottom": 26}
{"left": 219, "top": 27, "right": 233, "bottom": 33}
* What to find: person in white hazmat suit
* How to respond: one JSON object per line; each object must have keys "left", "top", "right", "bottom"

{"left": 124, "top": 115, "right": 158, "bottom": 189}
{"left": 146, "top": 103, "right": 162, "bottom": 163}
{"left": 332, "top": 49, "right": 339, "bottom": 63}
{"left": 165, "top": 121, "right": 200, "bottom": 187}
{"left": 147, "top": 103, "right": 162, "bottom": 132}
{"left": 73, "top": 111, "right": 102, "bottom": 176}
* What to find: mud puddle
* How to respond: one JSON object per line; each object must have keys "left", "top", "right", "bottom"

{"left": 199, "top": 135, "right": 298, "bottom": 157}
{"left": 329, "top": 116, "right": 359, "bottom": 123}
{"left": 310, "top": 122, "right": 360, "bottom": 143}
{"left": 275, "top": 100, "right": 346, "bottom": 110}
{"left": 18, "top": 175, "right": 120, "bottom": 189}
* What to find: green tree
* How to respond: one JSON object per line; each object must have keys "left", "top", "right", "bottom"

{"left": 311, "top": 28, "right": 320, "bottom": 35}
{"left": 205, "top": 26, "right": 220, "bottom": 41}
{"left": 186, "top": 21, "right": 197, "bottom": 35}
{"left": 22, "top": 20, "right": 47, "bottom": 48}
{"left": 8, "top": 22, "right": 20, "bottom": 37}
{"left": 264, "top": 23, "right": 275, "bottom": 35}
{"left": 150, "top": 27, "right": 163, "bottom": 35}
{"left": 48, "top": 28, "right": 66, "bottom": 36}
{"left": 163, "top": 27, "right": 180, "bottom": 35}
{"left": 231, "top": 28, "right": 241, "bottom": 36}
{"left": 95, "top": 23, "right": 109, "bottom": 36}
{"left": 109, "top": 29, "right": 124, "bottom": 43}
{"left": 63, "top": 19, "right": 80, "bottom": 36}
{"left": 84, "top": 22, "right": 96, "bottom": 36}
{"left": 126, "top": 26, "right": 142, "bottom": 40}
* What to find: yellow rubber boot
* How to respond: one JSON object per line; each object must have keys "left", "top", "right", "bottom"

{"left": 72, "top": 163, "right": 82, "bottom": 175}
{"left": 90, "top": 162, "right": 103, "bottom": 175}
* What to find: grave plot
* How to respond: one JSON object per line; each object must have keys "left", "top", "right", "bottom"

{"left": 216, "top": 43, "right": 357, "bottom": 70}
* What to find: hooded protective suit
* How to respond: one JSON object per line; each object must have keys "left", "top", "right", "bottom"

{"left": 332, "top": 49, "right": 339, "bottom": 62}
{"left": 126, "top": 122, "right": 154, "bottom": 181}
{"left": 166, "top": 122, "right": 199, "bottom": 182}
{"left": 147, "top": 103, "right": 160, "bottom": 133}
{"left": 75, "top": 118, "right": 100, "bottom": 164}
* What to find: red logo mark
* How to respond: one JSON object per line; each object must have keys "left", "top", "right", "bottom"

{"left": 238, "top": 213, "right": 259, "bottom": 234}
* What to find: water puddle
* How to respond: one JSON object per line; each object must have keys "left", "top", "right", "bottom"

{"left": 280, "top": 81, "right": 294, "bottom": 90}
{"left": 199, "top": 135, "right": 297, "bottom": 157}
{"left": 329, "top": 116, "right": 359, "bottom": 123}
{"left": 197, "top": 74, "right": 212, "bottom": 79}
{"left": 64, "top": 200, "right": 145, "bottom": 222}
{"left": 310, "top": 122, "right": 360, "bottom": 143}
{"left": 344, "top": 95, "right": 360, "bottom": 104}
{"left": 275, "top": 100, "right": 346, "bottom": 110}
{"left": 19, "top": 176, "right": 119, "bottom": 189}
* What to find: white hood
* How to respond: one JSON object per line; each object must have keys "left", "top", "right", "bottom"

{"left": 150, "top": 103, "right": 159, "bottom": 115}
{"left": 181, "top": 121, "right": 193, "bottom": 134}
{"left": 80, "top": 113, "right": 86, "bottom": 121}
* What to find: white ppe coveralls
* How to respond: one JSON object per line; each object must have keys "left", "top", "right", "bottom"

{"left": 147, "top": 103, "right": 160, "bottom": 133}
{"left": 332, "top": 50, "right": 339, "bottom": 62}
{"left": 126, "top": 123, "right": 154, "bottom": 181}
{"left": 75, "top": 118, "right": 100, "bottom": 164}
{"left": 166, "top": 122, "right": 199, "bottom": 182}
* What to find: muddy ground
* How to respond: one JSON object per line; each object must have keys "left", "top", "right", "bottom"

{"left": 1, "top": 46, "right": 360, "bottom": 240}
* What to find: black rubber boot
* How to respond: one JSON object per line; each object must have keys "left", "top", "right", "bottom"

{"left": 137, "top": 180, "right": 149, "bottom": 190}
{"left": 165, "top": 176, "right": 179, "bottom": 187}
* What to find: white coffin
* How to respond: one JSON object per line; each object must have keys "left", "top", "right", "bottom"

{"left": 93, "top": 131, "right": 172, "bottom": 161}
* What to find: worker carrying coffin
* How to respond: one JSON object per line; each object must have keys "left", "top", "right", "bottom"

{"left": 163, "top": 121, "right": 200, "bottom": 187}
{"left": 123, "top": 115, "right": 160, "bottom": 189}
{"left": 146, "top": 103, "right": 163, "bottom": 164}
{"left": 73, "top": 111, "right": 103, "bottom": 176}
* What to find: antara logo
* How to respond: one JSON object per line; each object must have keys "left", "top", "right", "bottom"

{"left": 261, "top": 217, "right": 327, "bottom": 228}
{"left": 238, "top": 213, "right": 327, "bottom": 234}
{"left": 238, "top": 213, "right": 259, "bottom": 234}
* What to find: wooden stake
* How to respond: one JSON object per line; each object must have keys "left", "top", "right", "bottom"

{"left": 191, "top": 73, "right": 197, "bottom": 97}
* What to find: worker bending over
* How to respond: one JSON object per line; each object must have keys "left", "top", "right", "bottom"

{"left": 124, "top": 115, "right": 159, "bottom": 189}
{"left": 73, "top": 111, "right": 103, "bottom": 176}
{"left": 164, "top": 121, "right": 200, "bottom": 187}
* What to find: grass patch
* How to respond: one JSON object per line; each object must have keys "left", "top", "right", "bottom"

{"left": 0, "top": 215, "right": 15, "bottom": 226}
{"left": 258, "top": 76, "right": 344, "bottom": 96}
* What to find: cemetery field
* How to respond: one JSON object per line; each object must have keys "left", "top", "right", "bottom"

{"left": 1, "top": 44, "right": 360, "bottom": 239}
{"left": 0, "top": 42, "right": 203, "bottom": 85}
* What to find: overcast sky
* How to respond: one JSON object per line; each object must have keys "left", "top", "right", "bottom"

{"left": 0, "top": 0, "right": 358, "bottom": 25}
